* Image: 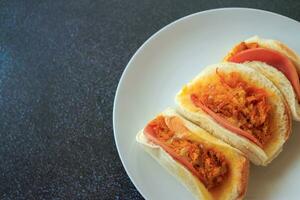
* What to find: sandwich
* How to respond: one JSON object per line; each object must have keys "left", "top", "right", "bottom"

{"left": 224, "top": 36, "right": 300, "bottom": 121}
{"left": 175, "top": 62, "right": 291, "bottom": 166}
{"left": 136, "top": 108, "right": 249, "bottom": 200}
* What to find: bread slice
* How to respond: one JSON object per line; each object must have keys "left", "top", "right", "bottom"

{"left": 223, "top": 36, "right": 300, "bottom": 121}
{"left": 136, "top": 108, "right": 249, "bottom": 200}
{"left": 243, "top": 61, "right": 300, "bottom": 121}
{"left": 175, "top": 62, "right": 291, "bottom": 166}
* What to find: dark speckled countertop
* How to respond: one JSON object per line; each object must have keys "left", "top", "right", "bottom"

{"left": 0, "top": 0, "right": 299, "bottom": 199}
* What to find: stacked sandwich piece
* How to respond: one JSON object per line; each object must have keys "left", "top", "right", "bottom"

{"left": 136, "top": 36, "right": 299, "bottom": 200}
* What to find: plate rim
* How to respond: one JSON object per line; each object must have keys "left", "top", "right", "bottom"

{"left": 112, "top": 7, "right": 300, "bottom": 199}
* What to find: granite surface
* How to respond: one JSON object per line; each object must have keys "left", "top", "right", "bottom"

{"left": 0, "top": 0, "right": 299, "bottom": 199}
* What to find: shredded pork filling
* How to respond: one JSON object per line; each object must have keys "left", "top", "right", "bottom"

{"left": 192, "top": 70, "right": 272, "bottom": 146}
{"left": 225, "top": 42, "right": 259, "bottom": 60}
{"left": 145, "top": 116, "right": 228, "bottom": 189}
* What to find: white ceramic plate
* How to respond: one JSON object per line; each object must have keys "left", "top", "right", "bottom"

{"left": 113, "top": 8, "right": 300, "bottom": 200}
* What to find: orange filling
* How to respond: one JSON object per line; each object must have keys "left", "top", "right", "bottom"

{"left": 224, "top": 42, "right": 259, "bottom": 60}
{"left": 144, "top": 116, "right": 228, "bottom": 189}
{"left": 191, "top": 70, "right": 271, "bottom": 146}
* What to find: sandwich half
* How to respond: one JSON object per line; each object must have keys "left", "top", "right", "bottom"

{"left": 224, "top": 36, "right": 300, "bottom": 121}
{"left": 175, "top": 62, "right": 291, "bottom": 166}
{"left": 136, "top": 108, "right": 249, "bottom": 200}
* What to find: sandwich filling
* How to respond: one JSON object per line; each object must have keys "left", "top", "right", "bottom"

{"left": 226, "top": 42, "right": 300, "bottom": 102}
{"left": 144, "top": 115, "right": 228, "bottom": 189}
{"left": 191, "top": 70, "right": 272, "bottom": 147}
